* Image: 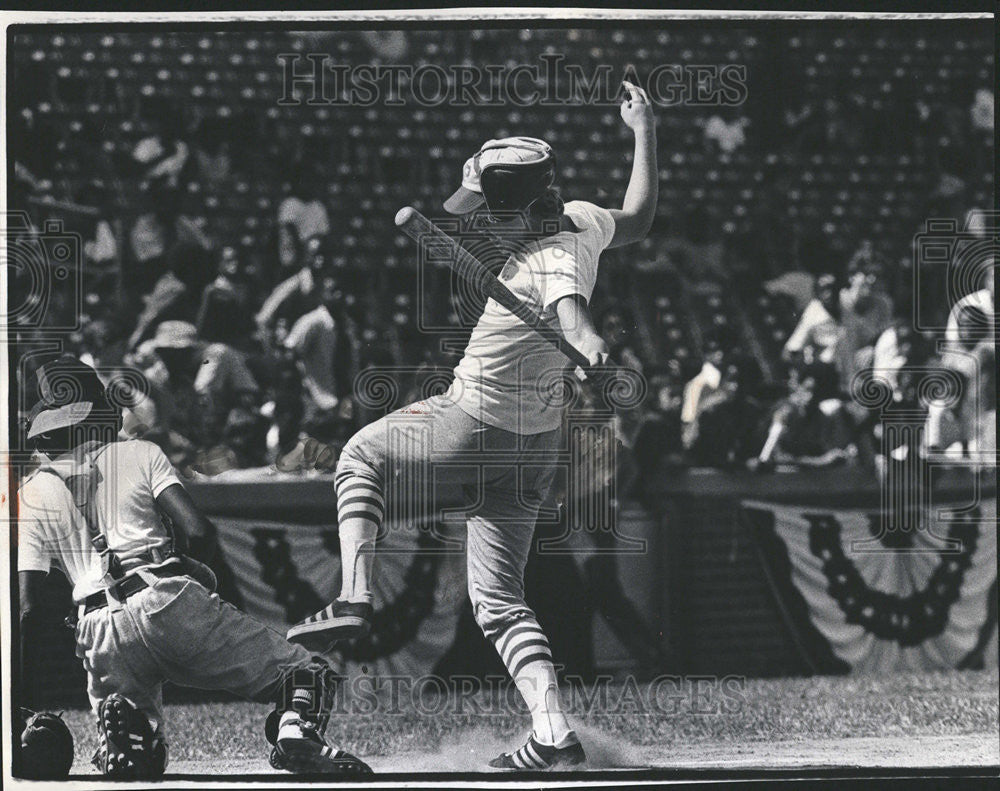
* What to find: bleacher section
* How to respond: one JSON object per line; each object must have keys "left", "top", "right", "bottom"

{"left": 11, "top": 26, "right": 993, "bottom": 380}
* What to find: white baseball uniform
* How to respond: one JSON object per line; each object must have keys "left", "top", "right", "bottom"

{"left": 18, "top": 438, "right": 321, "bottom": 734}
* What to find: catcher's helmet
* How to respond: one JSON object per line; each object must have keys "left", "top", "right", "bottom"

{"left": 444, "top": 137, "right": 555, "bottom": 217}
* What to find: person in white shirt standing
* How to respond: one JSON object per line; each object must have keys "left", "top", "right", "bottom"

{"left": 288, "top": 82, "right": 658, "bottom": 770}
{"left": 17, "top": 357, "right": 370, "bottom": 778}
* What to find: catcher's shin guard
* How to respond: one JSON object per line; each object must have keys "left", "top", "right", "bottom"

{"left": 274, "top": 659, "right": 342, "bottom": 735}
{"left": 91, "top": 694, "right": 167, "bottom": 779}
{"left": 269, "top": 712, "right": 372, "bottom": 774}
{"left": 265, "top": 659, "right": 370, "bottom": 773}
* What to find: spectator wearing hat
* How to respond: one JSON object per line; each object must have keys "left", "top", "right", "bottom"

{"left": 135, "top": 321, "right": 260, "bottom": 468}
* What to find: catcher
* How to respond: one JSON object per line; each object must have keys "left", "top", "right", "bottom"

{"left": 16, "top": 356, "right": 370, "bottom": 778}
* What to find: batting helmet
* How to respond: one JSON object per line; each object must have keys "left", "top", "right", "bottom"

{"left": 444, "top": 137, "right": 555, "bottom": 217}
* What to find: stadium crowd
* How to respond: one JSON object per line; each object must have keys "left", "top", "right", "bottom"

{"left": 11, "top": 29, "right": 995, "bottom": 494}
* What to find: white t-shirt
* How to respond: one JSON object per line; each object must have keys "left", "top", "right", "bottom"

{"left": 18, "top": 439, "right": 183, "bottom": 602}
{"left": 941, "top": 287, "right": 995, "bottom": 378}
{"left": 449, "top": 200, "right": 616, "bottom": 434}
{"left": 783, "top": 298, "right": 840, "bottom": 363}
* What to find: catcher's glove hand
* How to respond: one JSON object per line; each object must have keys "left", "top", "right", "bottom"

{"left": 19, "top": 709, "right": 74, "bottom": 779}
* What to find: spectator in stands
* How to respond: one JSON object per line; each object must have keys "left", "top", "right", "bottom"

{"left": 940, "top": 250, "right": 994, "bottom": 379}
{"left": 278, "top": 165, "right": 330, "bottom": 263}
{"left": 197, "top": 245, "right": 256, "bottom": 350}
{"left": 126, "top": 179, "right": 214, "bottom": 323}
{"left": 77, "top": 180, "right": 118, "bottom": 275}
{"left": 601, "top": 305, "right": 645, "bottom": 375}
{"left": 126, "top": 267, "right": 189, "bottom": 351}
{"left": 834, "top": 244, "right": 894, "bottom": 387}
{"left": 73, "top": 318, "right": 126, "bottom": 373}
{"left": 680, "top": 347, "right": 757, "bottom": 466}
{"left": 264, "top": 342, "right": 307, "bottom": 465}
{"left": 256, "top": 235, "right": 327, "bottom": 331}
{"left": 782, "top": 272, "right": 842, "bottom": 369}
{"left": 132, "top": 110, "right": 190, "bottom": 189}
{"left": 192, "top": 114, "right": 234, "bottom": 184}
{"left": 871, "top": 321, "right": 931, "bottom": 401}
{"left": 765, "top": 268, "right": 816, "bottom": 314}
{"left": 925, "top": 340, "right": 995, "bottom": 461}
{"left": 632, "top": 375, "right": 685, "bottom": 478}
{"left": 284, "top": 273, "right": 358, "bottom": 444}
{"left": 132, "top": 321, "right": 261, "bottom": 468}
{"left": 753, "top": 363, "right": 856, "bottom": 469}
{"left": 926, "top": 258, "right": 996, "bottom": 459}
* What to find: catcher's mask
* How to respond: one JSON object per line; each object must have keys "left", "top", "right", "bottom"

{"left": 444, "top": 137, "right": 555, "bottom": 217}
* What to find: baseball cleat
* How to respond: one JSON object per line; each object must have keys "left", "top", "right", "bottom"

{"left": 287, "top": 599, "right": 373, "bottom": 651}
{"left": 489, "top": 732, "right": 586, "bottom": 770}
{"left": 92, "top": 694, "right": 167, "bottom": 779}
{"left": 273, "top": 713, "right": 372, "bottom": 774}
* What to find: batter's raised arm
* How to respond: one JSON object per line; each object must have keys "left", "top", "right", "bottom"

{"left": 608, "top": 80, "right": 658, "bottom": 249}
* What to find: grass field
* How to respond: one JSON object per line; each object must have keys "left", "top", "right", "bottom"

{"left": 61, "top": 670, "right": 999, "bottom": 776}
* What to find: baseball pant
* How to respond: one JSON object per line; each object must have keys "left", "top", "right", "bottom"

{"left": 75, "top": 570, "right": 319, "bottom": 735}
{"left": 336, "top": 394, "right": 559, "bottom": 639}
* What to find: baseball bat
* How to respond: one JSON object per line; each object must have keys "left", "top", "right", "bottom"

{"left": 394, "top": 206, "right": 592, "bottom": 371}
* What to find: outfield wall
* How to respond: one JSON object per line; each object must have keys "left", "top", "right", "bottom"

{"left": 23, "top": 466, "right": 996, "bottom": 708}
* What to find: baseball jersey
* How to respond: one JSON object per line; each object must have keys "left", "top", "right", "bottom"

{"left": 18, "top": 439, "right": 183, "bottom": 602}
{"left": 449, "top": 200, "right": 616, "bottom": 434}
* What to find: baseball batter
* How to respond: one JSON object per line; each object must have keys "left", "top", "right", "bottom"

{"left": 17, "top": 357, "right": 370, "bottom": 777}
{"left": 289, "top": 81, "right": 657, "bottom": 769}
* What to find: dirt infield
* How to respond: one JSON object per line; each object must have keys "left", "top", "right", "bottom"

{"left": 61, "top": 670, "right": 999, "bottom": 777}
{"left": 69, "top": 734, "right": 997, "bottom": 775}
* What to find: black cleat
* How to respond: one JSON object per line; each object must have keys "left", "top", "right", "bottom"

{"left": 92, "top": 694, "right": 167, "bottom": 779}
{"left": 274, "top": 714, "right": 372, "bottom": 774}
{"left": 287, "top": 599, "right": 373, "bottom": 651}
{"left": 489, "top": 732, "right": 586, "bottom": 770}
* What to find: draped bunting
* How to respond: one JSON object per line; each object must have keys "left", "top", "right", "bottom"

{"left": 743, "top": 497, "right": 997, "bottom": 674}
{"left": 212, "top": 515, "right": 469, "bottom": 683}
